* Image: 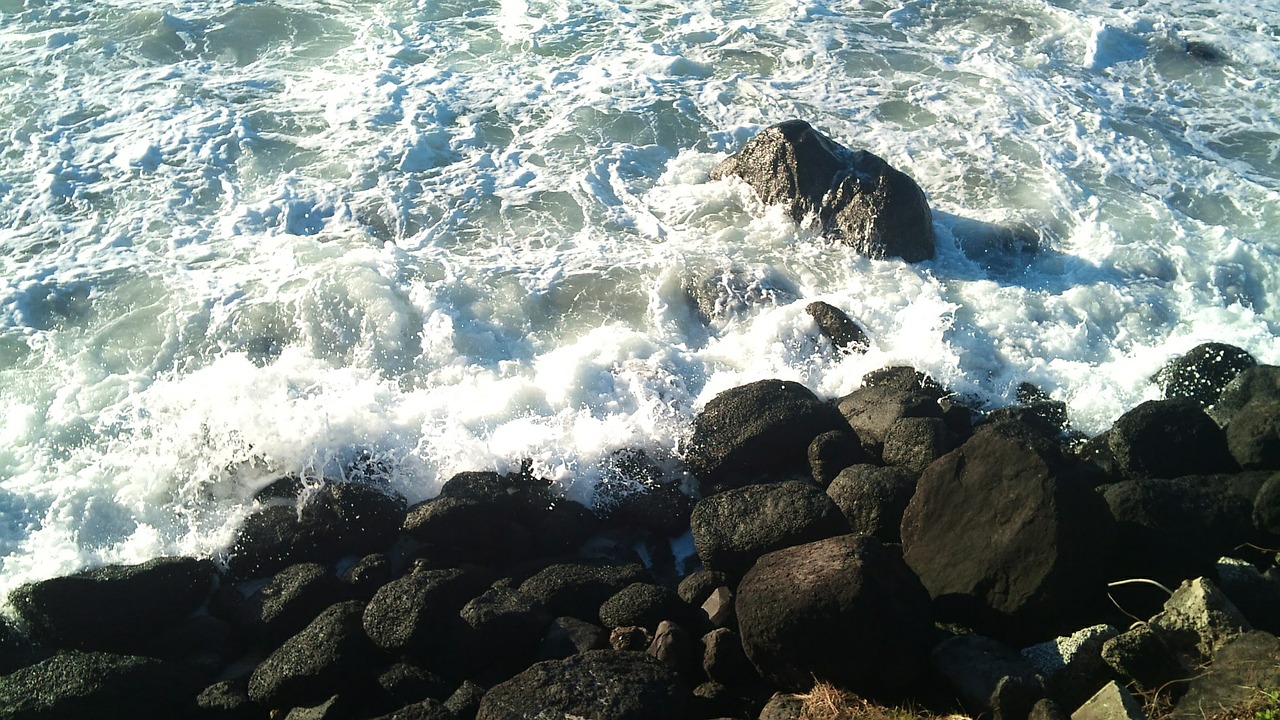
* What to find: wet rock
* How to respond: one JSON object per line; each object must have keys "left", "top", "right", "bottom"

{"left": 686, "top": 379, "right": 852, "bottom": 495}
{"left": 836, "top": 385, "right": 945, "bottom": 459}
{"left": 1108, "top": 399, "right": 1237, "bottom": 479}
{"left": 248, "top": 600, "right": 377, "bottom": 711}
{"left": 0, "top": 650, "right": 204, "bottom": 720}
{"left": 901, "top": 427, "right": 1115, "bottom": 638}
{"left": 340, "top": 553, "right": 392, "bottom": 600}
{"left": 930, "top": 634, "right": 1046, "bottom": 720}
{"left": 141, "top": 614, "right": 237, "bottom": 670}
{"left": 517, "top": 562, "right": 650, "bottom": 622}
{"left": 367, "top": 698, "right": 454, "bottom": 720}
{"left": 1226, "top": 396, "right": 1280, "bottom": 470}
{"left": 374, "top": 663, "right": 454, "bottom": 711}
{"left": 691, "top": 479, "right": 850, "bottom": 581}
{"left": 805, "top": 301, "right": 869, "bottom": 352}
{"left": 825, "top": 464, "right": 918, "bottom": 544}
{"left": 362, "top": 567, "right": 491, "bottom": 657}
{"left": 8, "top": 556, "right": 215, "bottom": 653}
{"left": 807, "top": 429, "right": 872, "bottom": 487}
{"left": 444, "top": 680, "right": 486, "bottom": 720}
{"left": 227, "top": 481, "right": 407, "bottom": 581}
{"left": 592, "top": 449, "right": 693, "bottom": 537}
{"left": 234, "top": 562, "right": 342, "bottom": 649}
{"left": 1153, "top": 342, "right": 1256, "bottom": 406}
{"left": 476, "top": 650, "right": 687, "bottom": 720}
{"left": 1209, "top": 364, "right": 1280, "bottom": 427}
{"left": 403, "top": 471, "right": 598, "bottom": 566}
{"left": 711, "top": 119, "right": 936, "bottom": 262}
{"left": 736, "top": 535, "right": 934, "bottom": 698}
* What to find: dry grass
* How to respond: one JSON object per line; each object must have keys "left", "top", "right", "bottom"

{"left": 794, "top": 682, "right": 972, "bottom": 720}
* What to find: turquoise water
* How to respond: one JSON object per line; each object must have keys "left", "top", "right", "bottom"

{"left": 0, "top": 0, "right": 1277, "bottom": 598}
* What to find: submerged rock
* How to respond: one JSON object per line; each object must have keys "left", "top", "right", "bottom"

{"left": 712, "top": 119, "right": 936, "bottom": 262}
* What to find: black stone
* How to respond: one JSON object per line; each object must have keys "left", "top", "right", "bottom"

{"left": 534, "top": 616, "right": 608, "bottom": 661}
{"left": 805, "top": 301, "right": 869, "bottom": 352}
{"left": 1153, "top": 342, "right": 1256, "bottom": 406}
{"left": 807, "top": 429, "right": 873, "bottom": 487}
{"left": 247, "top": 600, "right": 377, "bottom": 711}
{"left": 517, "top": 562, "right": 650, "bottom": 622}
{"left": 362, "top": 567, "right": 491, "bottom": 657}
{"left": 1227, "top": 396, "right": 1280, "bottom": 470}
{"left": 475, "top": 650, "right": 687, "bottom": 720}
{"left": 711, "top": 119, "right": 936, "bottom": 262}
{"left": 598, "top": 583, "right": 695, "bottom": 632}
{"left": 825, "top": 464, "right": 918, "bottom": 544}
{"left": 1108, "top": 399, "right": 1237, "bottom": 479}
{"left": 0, "top": 650, "right": 204, "bottom": 720}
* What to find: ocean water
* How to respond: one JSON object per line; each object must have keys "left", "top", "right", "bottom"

{"left": 1, "top": 0, "right": 1277, "bottom": 600}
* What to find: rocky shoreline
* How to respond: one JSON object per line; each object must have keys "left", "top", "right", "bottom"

{"left": 3, "top": 122, "right": 1279, "bottom": 719}
{"left": 1, "top": 339, "right": 1278, "bottom": 720}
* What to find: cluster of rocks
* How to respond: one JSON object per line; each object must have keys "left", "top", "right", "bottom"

{"left": 2, "top": 341, "right": 1276, "bottom": 720}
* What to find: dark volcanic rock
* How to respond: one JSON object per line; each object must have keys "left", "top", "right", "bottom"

{"left": 373, "top": 663, "right": 453, "bottom": 711}
{"left": 1226, "top": 396, "right": 1280, "bottom": 470}
{"left": 1171, "top": 631, "right": 1280, "bottom": 719}
{"left": 1108, "top": 399, "right": 1237, "bottom": 479}
{"left": 248, "top": 600, "right": 377, "bottom": 711}
{"left": 227, "top": 481, "right": 407, "bottom": 581}
{"left": 711, "top": 119, "right": 936, "bottom": 262}
{"left": 1209, "top": 364, "right": 1280, "bottom": 427}
{"left": 807, "top": 429, "right": 872, "bottom": 487}
{"left": 193, "top": 678, "right": 262, "bottom": 720}
{"left": 362, "top": 567, "right": 491, "bottom": 657}
{"left": 881, "top": 416, "right": 954, "bottom": 472}
{"left": 836, "top": 385, "right": 944, "bottom": 459}
{"left": 900, "top": 427, "right": 1115, "bottom": 638}
{"left": 805, "top": 301, "right": 869, "bottom": 352}
{"left": 691, "top": 479, "right": 850, "bottom": 581}
{"left": 1102, "top": 475, "right": 1257, "bottom": 589}
{"left": 367, "top": 698, "right": 454, "bottom": 720}
{"left": 517, "top": 562, "right": 650, "bottom": 622}
{"left": 677, "top": 569, "right": 730, "bottom": 607}
{"left": 534, "top": 616, "right": 608, "bottom": 661}
{"left": 1154, "top": 342, "right": 1256, "bottom": 406}
{"left": 598, "top": 583, "right": 694, "bottom": 631}
{"left": 702, "top": 628, "right": 757, "bottom": 686}
{"left": 0, "top": 650, "right": 203, "bottom": 720}
{"left": 8, "top": 556, "right": 215, "bottom": 653}
{"left": 593, "top": 449, "right": 693, "bottom": 537}
{"left": 686, "top": 379, "right": 851, "bottom": 495}
{"left": 476, "top": 649, "right": 687, "bottom": 720}
{"left": 826, "top": 464, "right": 918, "bottom": 544}
{"left": 457, "top": 586, "right": 552, "bottom": 677}
{"left": 1100, "top": 623, "right": 1185, "bottom": 692}
{"left": 736, "top": 534, "right": 934, "bottom": 697}
{"left": 234, "top": 562, "right": 342, "bottom": 648}
{"left": 930, "top": 634, "right": 1046, "bottom": 720}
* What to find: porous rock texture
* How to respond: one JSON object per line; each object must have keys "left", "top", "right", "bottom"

{"left": 735, "top": 534, "right": 934, "bottom": 698}
{"left": 711, "top": 119, "right": 936, "bottom": 262}
{"left": 900, "top": 426, "right": 1115, "bottom": 638}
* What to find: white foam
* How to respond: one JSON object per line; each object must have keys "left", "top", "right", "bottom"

{"left": 0, "top": 0, "right": 1278, "bottom": 601}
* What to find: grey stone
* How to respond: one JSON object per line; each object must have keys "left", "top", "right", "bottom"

{"left": 1070, "top": 681, "right": 1145, "bottom": 720}
{"left": 881, "top": 416, "right": 954, "bottom": 472}
{"left": 701, "top": 586, "right": 735, "bottom": 628}
{"left": 1107, "top": 399, "right": 1237, "bottom": 480}
{"left": 1021, "top": 624, "right": 1120, "bottom": 709}
{"left": 1150, "top": 577, "right": 1251, "bottom": 661}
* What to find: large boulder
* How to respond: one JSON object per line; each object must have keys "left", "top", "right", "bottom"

{"left": 1153, "top": 342, "right": 1256, "bottom": 406}
{"left": 517, "top": 563, "right": 650, "bottom": 622}
{"left": 1102, "top": 475, "right": 1259, "bottom": 589}
{"left": 685, "top": 379, "right": 851, "bottom": 495}
{"left": 900, "top": 427, "right": 1115, "bottom": 638}
{"left": 476, "top": 650, "right": 687, "bottom": 720}
{"left": 735, "top": 534, "right": 934, "bottom": 698}
{"left": 8, "top": 556, "right": 215, "bottom": 653}
{"left": 403, "top": 471, "right": 598, "bottom": 566}
{"left": 233, "top": 562, "right": 343, "bottom": 649}
{"left": 456, "top": 586, "right": 552, "bottom": 678}
{"left": 248, "top": 600, "right": 378, "bottom": 711}
{"left": 362, "top": 567, "right": 491, "bottom": 657}
{"left": 825, "top": 464, "right": 918, "bottom": 544}
{"left": 691, "top": 479, "right": 850, "bottom": 580}
{"left": 711, "top": 119, "right": 936, "bottom": 262}
{"left": 1209, "top": 364, "right": 1280, "bottom": 427}
{"left": 836, "top": 385, "right": 945, "bottom": 460}
{"left": 1226, "top": 396, "right": 1280, "bottom": 470}
{"left": 0, "top": 650, "right": 204, "bottom": 720}
{"left": 227, "top": 481, "right": 407, "bottom": 581}
{"left": 1170, "top": 631, "right": 1280, "bottom": 719}
{"left": 1107, "top": 399, "right": 1237, "bottom": 479}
